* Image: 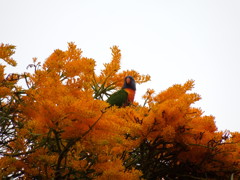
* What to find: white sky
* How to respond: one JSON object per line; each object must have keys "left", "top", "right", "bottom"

{"left": 1, "top": 0, "right": 240, "bottom": 132}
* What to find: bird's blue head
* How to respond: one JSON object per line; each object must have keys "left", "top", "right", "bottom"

{"left": 122, "top": 76, "right": 136, "bottom": 91}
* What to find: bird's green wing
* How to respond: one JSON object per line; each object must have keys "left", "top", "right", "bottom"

{"left": 107, "top": 89, "right": 128, "bottom": 107}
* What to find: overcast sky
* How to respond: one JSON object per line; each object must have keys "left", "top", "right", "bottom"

{"left": 1, "top": 0, "right": 240, "bottom": 132}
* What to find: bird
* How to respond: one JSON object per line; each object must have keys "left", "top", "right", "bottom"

{"left": 107, "top": 76, "right": 136, "bottom": 107}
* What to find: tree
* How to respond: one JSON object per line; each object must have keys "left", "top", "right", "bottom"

{"left": 125, "top": 82, "right": 240, "bottom": 179}
{"left": 0, "top": 44, "right": 27, "bottom": 178}
{"left": 0, "top": 42, "right": 240, "bottom": 179}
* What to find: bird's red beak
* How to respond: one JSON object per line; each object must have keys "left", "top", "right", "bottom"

{"left": 126, "top": 77, "right": 131, "bottom": 84}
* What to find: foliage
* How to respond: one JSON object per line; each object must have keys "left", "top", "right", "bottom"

{"left": 0, "top": 42, "right": 240, "bottom": 180}
{"left": 0, "top": 44, "right": 25, "bottom": 169}
{"left": 125, "top": 82, "right": 240, "bottom": 179}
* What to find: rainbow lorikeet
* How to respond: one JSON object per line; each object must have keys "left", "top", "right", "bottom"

{"left": 107, "top": 76, "right": 136, "bottom": 107}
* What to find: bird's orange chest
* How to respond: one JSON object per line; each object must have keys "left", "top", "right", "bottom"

{"left": 124, "top": 88, "right": 135, "bottom": 103}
